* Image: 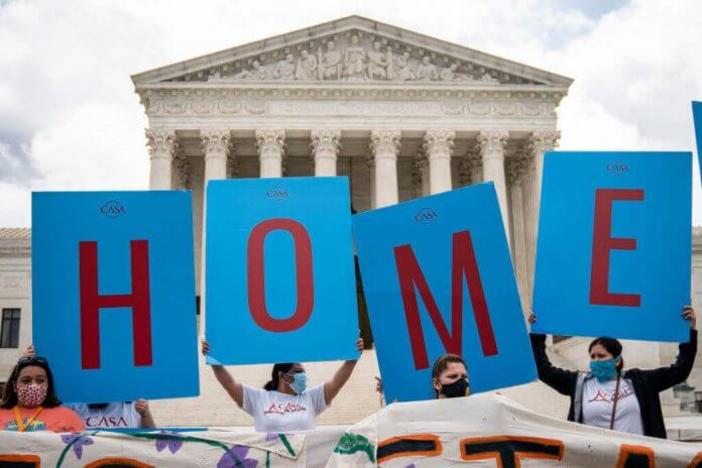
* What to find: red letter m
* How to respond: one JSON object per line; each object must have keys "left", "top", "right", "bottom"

{"left": 394, "top": 230, "right": 498, "bottom": 370}
{"left": 79, "top": 240, "right": 153, "bottom": 370}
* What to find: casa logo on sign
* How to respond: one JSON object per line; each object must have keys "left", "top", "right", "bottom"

{"left": 266, "top": 187, "right": 288, "bottom": 200}
{"left": 100, "top": 201, "right": 126, "bottom": 218}
{"left": 414, "top": 207, "right": 438, "bottom": 224}
{"left": 606, "top": 163, "right": 629, "bottom": 174}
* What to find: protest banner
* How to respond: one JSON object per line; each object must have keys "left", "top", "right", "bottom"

{"left": 693, "top": 101, "right": 702, "bottom": 183}
{"left": 532, "top": 151, "right": 692, "bottom": 341}
{"left": 205, "top": 177, "right": 359, "bottom": 364}
{"left": 32, "top": 191, "right": 199, "bottom": 403}
{"left": 353, "top": 183, "right": 535, "bottom": 402}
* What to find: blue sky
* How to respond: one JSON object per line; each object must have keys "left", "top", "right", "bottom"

{"left": 0, "top": 0, "right": 701, "bottom": 225}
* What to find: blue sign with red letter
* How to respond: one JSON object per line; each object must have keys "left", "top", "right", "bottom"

{"left": 693, "top": 101, "right": 702, "bottom": 184}
{"left": 205, "top": 177, "right": 359, "bottom": 365}
{"left": 32, "top": 191, "right": 199, "bottom": 403}
{"left": 353, "top": 183, "right": 535, "bottom": 402}
{"left": 532, "top": 151, "right": 692, "bottom": 341}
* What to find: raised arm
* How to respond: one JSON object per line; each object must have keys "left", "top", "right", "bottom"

{"left": 529, "top": 314, "right": 579, "bottom": 396}
{"left": 202, "top": 340, "right": 244, "bottom": 407}
{"left": 324, "top": 338, "right": 364, "bottom": 405}
{"left": 135, "top": 399, "right": 156, "bottom": 429}
{"left": 644, "top": 306, "right": 698, "bottom": 392}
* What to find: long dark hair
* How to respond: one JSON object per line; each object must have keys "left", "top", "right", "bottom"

{"left": 589, "top": 337, "right": 624, "bottom": 371}
{"left": 263, "top": 363, "right": 296, "bottom": 391}
{"left": 1, "top": 357, "right": 61, "bottom": 409}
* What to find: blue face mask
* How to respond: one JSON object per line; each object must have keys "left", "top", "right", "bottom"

{"left": 590, "top": 357, "right": 620, "bottom": 382}
{"left": 287, "top": 372, "right": 307, "bottom": 395}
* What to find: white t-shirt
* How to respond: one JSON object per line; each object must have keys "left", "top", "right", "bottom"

{"left": 243, "top": 384, "right": 327, "bottom": 433}
{"left": 581, "top": 377, "right": 643, "bottom": 435}
{"left": 69, "top": 402, "right": 142, "bottom": 429}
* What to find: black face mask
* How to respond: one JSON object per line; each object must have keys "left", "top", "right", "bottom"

{"left": 87, "top": 403, "right": 110, "bottom": 410}
{"left": 440, "top": 378, "right": 469, "bottom": 398}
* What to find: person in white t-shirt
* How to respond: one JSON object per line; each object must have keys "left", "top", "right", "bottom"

{"left": 69, "top": 400, "right": 156, "bottom": 429}
{"left": 201, "top": 338, "right": 364, "bottom": 433}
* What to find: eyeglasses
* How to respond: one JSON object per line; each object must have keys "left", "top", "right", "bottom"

{"left": 17, "top": 356, "right": 48, "bottom": 365}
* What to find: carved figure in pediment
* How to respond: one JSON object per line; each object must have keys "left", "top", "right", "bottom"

{"left": 235, "top": 60, "right": 269, "bottom": 80}
{"left": 367, "top": 41, "right": 389, "bottom": 80}
{"left": 317, "top": 40, "right": 342, "bottom": 80}
{"left": 480, "top": 72, "right": 499, "bottom": 83}
{"left": 295, "top": 49, "right": 318, "bottom": 81}
{"left": 440, "top": 63, "right": 458, "bottom": 81}
{"left": 344, "top": 35, "right": 366, "bottom": 80}
{"left": 416, "top": 56, "right": 438, "bottom": 81}
{"left": 276, "top": 54, "right": 296, "bottom": 80}
{"left": 392, "top": 51, "right": 415, "bottom": 81}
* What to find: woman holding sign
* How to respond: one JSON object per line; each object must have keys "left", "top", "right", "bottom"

{"left": 0, "top": 352, "right": 84, "bottom": 432}
{"left": 202, "top": 338, "right": 364, "bottom": 432}
{"left": 529, "top": 307, "right": 697, "bottom": 439}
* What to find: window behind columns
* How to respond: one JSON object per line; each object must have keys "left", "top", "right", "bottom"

{"left": 0, "top": 308, "right": 21, "bottom": 348}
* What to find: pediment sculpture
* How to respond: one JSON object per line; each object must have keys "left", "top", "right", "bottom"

{"left": 199, "top": 33, "right": 507, "bottom": 84}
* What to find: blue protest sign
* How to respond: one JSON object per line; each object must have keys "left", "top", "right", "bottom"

{"left": 693, "top": 101, "right": 702, "bottom": 183}
{"left": 32, "top": 191, "right": 199, "bottom": 403}
{"left": 352, "top": 183, "right": 535, "bottom": 402}
{"left": 532, "top": 151, "right": 691, "bottom": 341}
{"left": 205, "top": 177, "right": 359, "bottom": 365}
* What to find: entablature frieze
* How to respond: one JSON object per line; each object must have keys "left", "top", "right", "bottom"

{"left": 138, "top": 86, "right": 565, "bottom": 121}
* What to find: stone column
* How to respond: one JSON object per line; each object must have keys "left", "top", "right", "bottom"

{"left": 507, "top": 154, "right": 530, "bottom": 311}
{"left": 145, "top": 129, "right": 177, "bottom": 189}
{"left": 199, "top": 130, "right": 231, "bottom": 324}
{"left": 200, "top": 129, "right": 231, "bottom": 183}
{"left": 256, "top": 130, "right": 286, "bottom": 178}
{"left": 525, "top": 131, "right": 560, "bottom": 280}
{"left": 521, "top": 151, "right": 537, "bottom": 293}
{"left": 369, "top": 130, "right": 401, "bottom": 208}
{"left": 423, "top": 130, "right": 455, "bottom": 195}
{"left": 311, "top": 130, "right": 341, "bottom": 176}
{"left": 478, "top": 131, "right": 510, "bottom": 241}
{"left": 528, "top": 131, "right": 561, "bottom": 210}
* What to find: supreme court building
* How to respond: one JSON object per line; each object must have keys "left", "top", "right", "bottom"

{"left": 2, "top": 16, "right": 702, "bottom": 433}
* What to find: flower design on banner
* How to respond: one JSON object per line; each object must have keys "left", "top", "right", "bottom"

{"left": 60, "top": 433, "right": 94, "bottom": 460}
{"left": 154, "top": 430, "right": 184, "bottom": 454}
{"left": 217, "top": 444, "right": 258, "bottom": 468}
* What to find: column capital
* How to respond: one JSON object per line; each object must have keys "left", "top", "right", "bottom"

{"left": 369, "top": 130, "right": 401, "bottom": 159}
{"left": 423, "top": 129, "right": 455, "bottom": 160}
{"left": 528, "top": 130, "right": 560, "bottom": 156}
{"left": 310, "top": 130, "right": 341, "bottom": 159}
{"left": 477, "top": 130, "right": 509, "bottom": 157}
{"left": 200, "top": 129, "right": 232, "bottom": 160}
{"left": 255, "top": 129, "right": 286, "bottom": 157}
{"left": 145, "top": 128, "right": 178, "bottom": 161}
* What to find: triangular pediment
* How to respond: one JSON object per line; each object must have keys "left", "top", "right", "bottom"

{"left": 132, "top": 16, "right": 572, "bottom": 88}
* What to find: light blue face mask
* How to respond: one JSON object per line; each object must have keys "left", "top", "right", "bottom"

{"left": 287, "top": 372, "right": 308, "bottom": 395}
{"left": 590, "top": 357, "right": 620, "bottom": 382}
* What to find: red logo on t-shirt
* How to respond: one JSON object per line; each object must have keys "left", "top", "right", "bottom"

{"left": 263, "top": 402, "right": 308, "bottom": 416}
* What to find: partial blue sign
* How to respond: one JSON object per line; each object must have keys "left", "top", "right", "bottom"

{"left": 693, "top": 101, "right": 702, "bottom": 184}
{"left": 32, "top": 191, "right": 199, "bottom": 403}
{"left": 205, "top": 177, "right": 359, "bottom": 365}
{"left": 532, "top": 151, "right": 692, "bottom": 341}
{"left": 353, "top": 183, "right": 535, "bottom": 403}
